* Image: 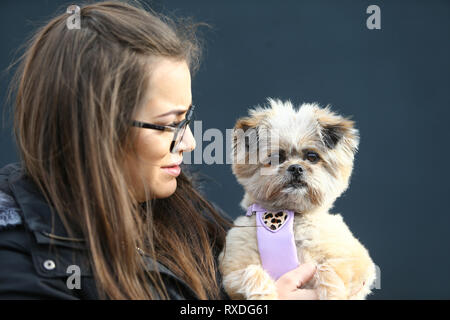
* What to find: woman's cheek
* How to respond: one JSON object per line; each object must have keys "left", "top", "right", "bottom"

{"left": 144, "top": 134, "right": 177, "bottom": 196}
{"left": 140, "top": 132, "right": 170, "bottom": 162}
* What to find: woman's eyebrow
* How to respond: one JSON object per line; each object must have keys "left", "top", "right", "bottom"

{"left": 156, "top": 104, "right": 192, "bottom": 118}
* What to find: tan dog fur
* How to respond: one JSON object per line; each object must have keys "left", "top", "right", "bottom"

{"left": 218, "top": 98, "right": 376, "bottom": 300}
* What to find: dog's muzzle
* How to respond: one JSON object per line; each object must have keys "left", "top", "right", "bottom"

{"left": 286, "top": 164, "right": 307, "bottom": 188}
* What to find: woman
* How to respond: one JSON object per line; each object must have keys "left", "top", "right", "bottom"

{"left": 0, "top": 1, "right": 317, "bottom": 300}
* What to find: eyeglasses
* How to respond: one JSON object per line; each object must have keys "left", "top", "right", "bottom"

{"left": 131, "top": 105, "right": 195, "bottom": 153}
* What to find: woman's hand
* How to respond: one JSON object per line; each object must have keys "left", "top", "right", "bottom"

{"left": 275, "top": 262, "right": 318, "bottom": 300}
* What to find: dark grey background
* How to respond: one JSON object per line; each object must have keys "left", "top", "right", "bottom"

{"left": 1, "top": 0, "right": 449, "bottom": 299}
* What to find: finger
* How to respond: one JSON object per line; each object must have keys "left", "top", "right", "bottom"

{"left": 276, "top": 262, "right": 316, "bottom": 289}
{"left": 349, "top": 281, "right": 365, "bottom": 297}
{"left": 288, "top": 262, "right": 317, "bottom": 288}
{"left": 290, "top": 289, "right": 319, "bottom": 300}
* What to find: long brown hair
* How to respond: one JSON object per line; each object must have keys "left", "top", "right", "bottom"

{"left": 9, "top": 1, "right": 232, "bottom": 299}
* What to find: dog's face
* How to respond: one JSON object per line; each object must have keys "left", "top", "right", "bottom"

{"left": 232, "top": 98, "right": 359, "bottom": 212}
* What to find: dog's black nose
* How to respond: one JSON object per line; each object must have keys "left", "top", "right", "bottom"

{"left": 287, "top": 164, "right": 303, "bottom": 176}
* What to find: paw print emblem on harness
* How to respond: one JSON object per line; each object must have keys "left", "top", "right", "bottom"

{"left": 262, "top": 211, "right": 288, "bottom": 231}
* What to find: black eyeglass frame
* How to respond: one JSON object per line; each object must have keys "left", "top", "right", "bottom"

{"left": 131, "top": 105, "right": 195, "bottom": 153}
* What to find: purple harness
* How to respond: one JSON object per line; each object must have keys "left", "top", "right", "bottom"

{"left": 246, "top": 203, "right": 300, "bottom": 281}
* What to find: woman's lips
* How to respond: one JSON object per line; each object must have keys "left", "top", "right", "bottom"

{"left": 161, "top": 164, "right": 181, "bottom": 177}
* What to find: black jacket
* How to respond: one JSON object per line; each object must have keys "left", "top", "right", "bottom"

{"left": 0, "top": 162, "right": 231, "bottom": 300}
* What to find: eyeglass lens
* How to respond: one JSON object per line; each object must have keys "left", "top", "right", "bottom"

{"left": 171, "top": 121, "right": 189, "bottom": 153}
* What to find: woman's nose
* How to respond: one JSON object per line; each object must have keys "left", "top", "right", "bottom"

{"left": 178, "top": 125, "right": 196, "bottom": 152}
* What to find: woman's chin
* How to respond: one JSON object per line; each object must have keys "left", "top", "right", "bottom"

{"left": 153, "top": 178, "right": 177, "bottom": 199}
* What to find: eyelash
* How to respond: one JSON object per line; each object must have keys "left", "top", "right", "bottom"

{"left": 168, "top": 121, "right": 182, "bottom": 128}
{"left": 168, "top": 113, "right": 188, "bottom": 127}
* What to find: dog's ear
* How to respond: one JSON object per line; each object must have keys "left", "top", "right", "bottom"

{"left": 316, "top": 107, "right": 359, "bottom": 152}
{"left": 231, "top": 111, "right": 270, "bottom": 168}
{"left": 233, "top": 116, "right": 259, "bottom": 152}
{"left": 321, "top": 123, "right": 348, "bottom": 149}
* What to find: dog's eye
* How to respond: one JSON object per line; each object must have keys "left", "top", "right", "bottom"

{"left": 268, "top": 150, "right": 286, "bottom": 165}
{"left": 305, "top": 151, "right": 320, "bottom": 163}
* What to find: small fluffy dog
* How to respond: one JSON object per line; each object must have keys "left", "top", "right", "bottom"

{"left": 218, "top": 98, "right": 376, "bottom": 300}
